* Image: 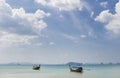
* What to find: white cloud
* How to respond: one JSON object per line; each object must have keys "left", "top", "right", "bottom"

{"left": 62, "top": 34, "right": 78, "bottom": 41}
{"left": 80, "top": 35, "right": 86, "bottom": 38}
{"left": 90, "top": 11, "right": 94, "bottom": 18}
{"left": 0, "top": 0, "right": 50, "bottom": 47}
{"left": 35, "top": 0, "right": 87, "bottom": 11}
{"left": 95, "top": 10, "right": 113, "bottom": 23}
{"left": 0, "top": 31, "right": 37, "bottom": 47}
{"left": 95, "top": 0, "right": 120, "bottom": 35}
{"left": 0, "top": 0, "right": 50, "bottom": 35}
{"left": 62, "top": 33, "right": 88, "bottom": 43}
{"left": 0, "top": 0, "right": 12, "bottom": 15}
{"left": 49, "top": 42, "right": 55, "bottom": 45}
{"left": 12, "top": 8, "right": 50, "bottom": 34}
{"left": 100, "top": 1, "right": 108, "bottom": 8}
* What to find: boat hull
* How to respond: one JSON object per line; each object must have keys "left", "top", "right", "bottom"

{"left": 33, "top": 65, "right": 40, "bottom": 70}
{"left": 69, "top": 65, "right": 83, "bottom": 72}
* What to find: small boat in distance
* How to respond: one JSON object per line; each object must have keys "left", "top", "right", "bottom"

{"left": 33, "top": 64, "right": 41, "bottom": 70}
{"left": 69, "top": 65, "right": 83, "bottom": 72}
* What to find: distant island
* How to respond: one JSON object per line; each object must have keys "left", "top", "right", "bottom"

{"left": 66, "top": 62, "right": 120, "bottom": 66}
{"left": 0, "top": 62, "right": 120, "bottom": 66}
{"left": 66, "top": 62, "right": 82, "bottom": 65}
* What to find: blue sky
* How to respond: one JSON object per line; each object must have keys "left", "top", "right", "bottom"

{"left": 0, "top": 0, "right": 120, "bottom": 64}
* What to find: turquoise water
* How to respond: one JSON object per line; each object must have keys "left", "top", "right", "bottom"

{"left": 0, "top": 65, "right": 120, "bottom": 78}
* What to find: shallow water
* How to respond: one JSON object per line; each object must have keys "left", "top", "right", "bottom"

{"left": 0, "top": 65, "right": 120, "bottom": 78}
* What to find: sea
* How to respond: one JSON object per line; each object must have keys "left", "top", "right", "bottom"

{"left": 0, "top": 64, "right": 120, "bottom": 78}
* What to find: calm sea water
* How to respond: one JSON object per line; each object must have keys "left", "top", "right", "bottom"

{"left": 0, "top": 64, "right": 120, "bottom": 78}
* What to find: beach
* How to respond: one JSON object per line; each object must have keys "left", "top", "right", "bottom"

{"left": 0, "top": 64, "right": 120, "bottom": 78}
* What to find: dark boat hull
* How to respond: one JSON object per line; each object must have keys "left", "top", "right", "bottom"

{"left": 70, "top": 67, "right": 83, "bottom": 72}
{"left": 69, "top": 65, "right": 83, "bottom": 72}
{"left": 33, "top": 65, "right": 40, "bottom": 70}
{"left": 33, "top": 67, "right": 40, "bottom": 70}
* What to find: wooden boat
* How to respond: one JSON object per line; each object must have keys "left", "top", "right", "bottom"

{"left": 69, "top": 65, "right": 83, "bottom": 72}
{"left": 33, "top": 64, "right": 40, "bottom": 70}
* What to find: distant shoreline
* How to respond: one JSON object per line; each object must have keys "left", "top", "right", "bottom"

{"left": 0, "top": 62, "right": 120, "bottom": 66}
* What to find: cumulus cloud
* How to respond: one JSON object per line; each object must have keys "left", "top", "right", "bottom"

{"left": 0, "top": 0, "right": 50, "bottom": 47}
{"left": 12, "top": 8, "right": 50, "bottom": 34}
{"left": 0, "top": 0, "right": 50, "bottom": 34}
{"left": 95, "top": 0, "right": 120, "bottom": 35}
{"left": 95, "top": 10, "right": 113, "bottom": 23}
{"left": 0, "top": 4, "right": 50, "bottom": 34}
{"left": 35, "top": 0, "right": 87, "bottom": 11}
{"left": 0, "top": 31, "right": 38, "bottom": 47}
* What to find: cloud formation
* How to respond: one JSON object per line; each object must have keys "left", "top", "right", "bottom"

{"left": 100, "top": 1, "right": 108, "bottom": 8}
{"left": 12, "top": 8, "right": 50, "bottom": 34}
{"left": 95, "top": 0, "right": 120, "bottom": 35}
{"left": 0, "top": 0, "right": 50, "bottom": 47}
{"left": 0, "top": 31, "right": 38, "bottom": 47}
{"left": 35, "top": 0, "right": 86, "bottom": 11}
{"left": 62, "top": 33, "right": 88, "bottom": 43}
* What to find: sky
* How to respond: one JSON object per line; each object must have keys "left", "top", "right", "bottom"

{"left": 0, "top": 0, "right": 120, "bottom": 64}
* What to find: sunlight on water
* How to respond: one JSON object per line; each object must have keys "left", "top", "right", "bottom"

{"left": 0, "top": 65, "right": 120, "bottom": 78}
